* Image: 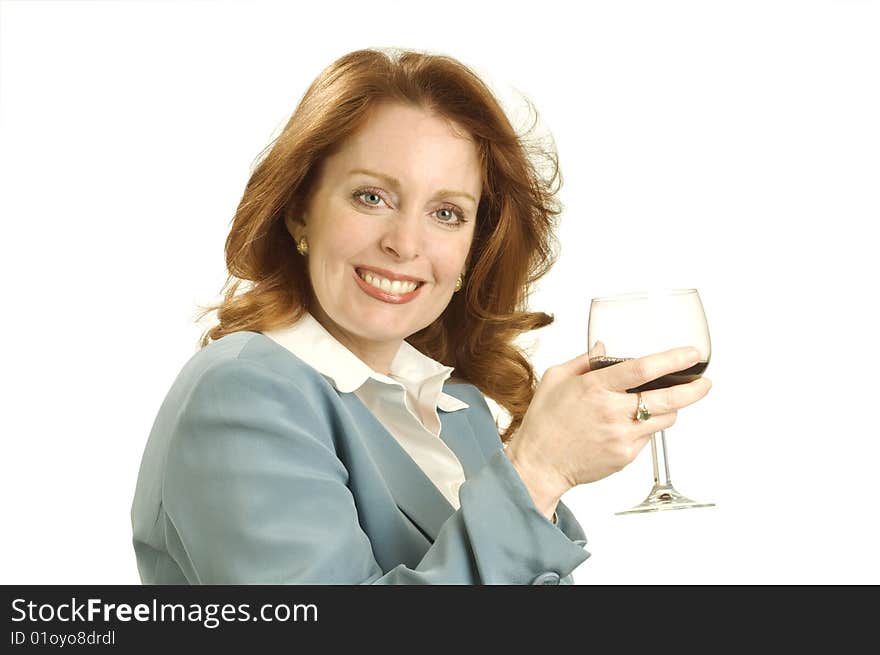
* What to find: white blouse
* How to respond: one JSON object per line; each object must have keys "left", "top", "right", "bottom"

{"left": 262, "top": 312, "right": 472, "bottom": 510}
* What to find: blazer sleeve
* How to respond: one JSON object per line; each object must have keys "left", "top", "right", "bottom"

{"left": 162, "top": 358, "right": 590, "bottom": 584}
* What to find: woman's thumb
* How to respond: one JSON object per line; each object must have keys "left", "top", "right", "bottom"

{"left": 556, "top": 341, "right": 605, "bottom": 376}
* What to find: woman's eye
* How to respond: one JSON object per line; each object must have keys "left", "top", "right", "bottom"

{"left": 352, "top": 189, "right": 387, "bottom": 208}
{"left": 361, "top": 191, "right": 382, "bottom": 206}
{"left": 435, "top": 207, "right": 466, "bottom": 226}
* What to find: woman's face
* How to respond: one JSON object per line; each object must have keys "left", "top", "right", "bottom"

{"left": 288, "top": 102, "right": 482, "bottom": 369}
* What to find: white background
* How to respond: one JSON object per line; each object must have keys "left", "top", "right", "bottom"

{"left": 1, "top": 0, "right": 877, "bottom": 585}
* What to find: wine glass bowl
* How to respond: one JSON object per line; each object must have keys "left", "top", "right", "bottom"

{"left": 587, "top": 289, "right": 714, "bottom": 515}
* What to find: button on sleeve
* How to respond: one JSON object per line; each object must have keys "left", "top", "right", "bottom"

{"left": 531, "top": 572, "right": 561, "bottom": 585}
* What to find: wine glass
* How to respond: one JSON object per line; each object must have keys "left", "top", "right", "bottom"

{"left": 587, "top": 288, "right": 714, "bottom": 515}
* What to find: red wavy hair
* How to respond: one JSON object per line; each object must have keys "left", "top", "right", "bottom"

{"left": 197, "top": 47, "right": 563, "bottom": 442}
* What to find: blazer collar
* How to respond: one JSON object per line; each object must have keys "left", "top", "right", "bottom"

{"left": 339, "top": 387, "right": 489, "bottom": 543}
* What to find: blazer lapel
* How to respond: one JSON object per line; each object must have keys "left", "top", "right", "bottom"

{"left": 338, "top": 393, "right": 456, "bottom": 543}
{"left": 436, "top": 408, "right": 488, "bottom": 479}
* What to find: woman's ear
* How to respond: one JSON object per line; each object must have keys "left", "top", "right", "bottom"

{"left": 284, "top": 210, "right": 306, "bottom": 241}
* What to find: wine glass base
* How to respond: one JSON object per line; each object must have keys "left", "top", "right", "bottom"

{"left": 615, "top": 483, "right": 715, "bottom": 515}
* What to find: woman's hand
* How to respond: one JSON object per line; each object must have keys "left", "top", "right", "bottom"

{"left": 504, "top": 346, "right": 712, "bottom": 518}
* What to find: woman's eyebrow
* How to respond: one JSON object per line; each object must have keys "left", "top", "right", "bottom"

{"left": 348, "top": 168, "right": 401, "bottom": 188}
{"left": 433, "top": 189, "right": 478, "bottom": 206}
{"left": 347, "top": 168, "right": 477, "bottom": 205}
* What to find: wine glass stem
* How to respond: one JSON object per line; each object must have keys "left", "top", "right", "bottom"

{"left": 660, "top": 430, "right": 673, "bottom": 485}
{"left": 650, "top": 430, "right": 674, "bottom": 486}
{"left": 650, "top": 433, "right": 660, "bottom": 485}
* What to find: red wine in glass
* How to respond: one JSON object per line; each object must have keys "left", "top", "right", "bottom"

{"left": 589, "top": 356, "right": 709, "bottom": 392}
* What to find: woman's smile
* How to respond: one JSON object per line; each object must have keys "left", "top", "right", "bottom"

{"left": 352, "top": 267, "right": 426, "bottom": 304}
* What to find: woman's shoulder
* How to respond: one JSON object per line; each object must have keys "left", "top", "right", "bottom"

{"left": 182, "top": 331, "right": 329, "bottom": 391}
{"left": 195, "top": 330, "right": 262, "bottom": 361}
{"left": 443, "top": 376, "right": 480, "bottom": 397}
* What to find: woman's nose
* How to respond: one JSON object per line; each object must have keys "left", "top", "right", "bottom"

{"left": 380, "top": 212, "right": 422, "bottom": 260}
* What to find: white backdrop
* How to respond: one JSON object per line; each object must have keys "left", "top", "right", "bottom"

{"left": 2, "top": 0, "right": 877, "bottom": 585}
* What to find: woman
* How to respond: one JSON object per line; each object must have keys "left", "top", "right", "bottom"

{"left": 130, "top": 48, "right": 711, "bottom": 585}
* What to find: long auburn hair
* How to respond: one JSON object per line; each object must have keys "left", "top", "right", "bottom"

{"left": 197, "top": 47, "right": 563, "bottom": 443}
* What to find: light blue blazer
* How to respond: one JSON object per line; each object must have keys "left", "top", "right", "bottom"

{"left": 131, "top": 331, "right": 590, "bottom": 584}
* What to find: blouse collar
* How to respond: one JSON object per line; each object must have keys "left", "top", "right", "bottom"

{"left": 262, "top": 311, "right": 469, "bottom": 412}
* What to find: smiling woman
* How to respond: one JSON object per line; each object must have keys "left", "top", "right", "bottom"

{"left": 130, "top": 47, "right": 712, "bottom": 585}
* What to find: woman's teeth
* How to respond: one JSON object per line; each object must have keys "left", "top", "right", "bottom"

{"left": 358, "top": 270, "right": 420, "bottom": 294}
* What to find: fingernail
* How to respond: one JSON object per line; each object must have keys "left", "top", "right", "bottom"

{"left": 687, "top": 348, "right": 701, "bottom": 363}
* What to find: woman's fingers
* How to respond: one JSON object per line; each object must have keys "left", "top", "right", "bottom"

{"left": 637, "top": 376, "right": 712, "bottom": 416}
{"left": 598, "top": 347, "right": 702, "bottom": 392}
{"left": 633, "top": 410, "right": 679, "bottom": 438}
{"left": 588, "top": 340, "right": 606, "bottom": 359}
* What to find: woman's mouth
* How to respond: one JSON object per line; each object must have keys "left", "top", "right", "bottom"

{"left": 353, "top": 268, "right": 425, "bottom": 304}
